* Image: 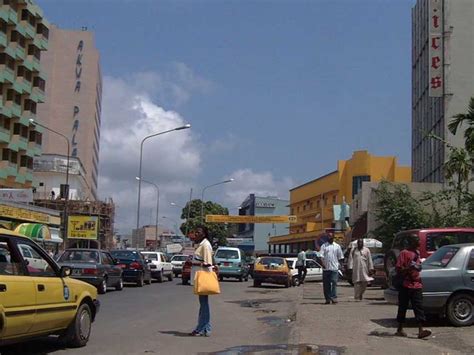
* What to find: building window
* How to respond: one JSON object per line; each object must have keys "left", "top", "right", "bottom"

{"left": 316, "top": 200, "right": 320, "bottom": 208}
{"left": 290, "top": 208, "right": 294, "bottom": 215}
{"left": 20, "top": 155, "right": 27, "bottom": 167}
{"left": 2, "top": 149, "right": 9, "bottom": 161}
{"left": 0, "top": 20, "right": 6, "bottom": 34}
{"left": 352, "top": 175, "right": 371, "bottom": 198}
{"left": 332, "top": 195, "right": 337, "bottom": 204}
{"left": 13, "top": 123, "right": 20, "bottom": 135}
{"left": 20, "top": 125, "right": 27, "bottom": 138}
{"left": 9, "top": 151, "right": 17, "bottom": 164}
{"left": 2, "top": 116, "right": 10, "bottom": 130}
{"left": 35, "top": 132, "right": 42, "bottom": 145}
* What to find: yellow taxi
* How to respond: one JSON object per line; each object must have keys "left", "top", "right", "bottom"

{"left": 252, "top": 256, "right": 292, "bottom": 288}
{"left": 0, "top": 229, "right": 100, "bottom": 348}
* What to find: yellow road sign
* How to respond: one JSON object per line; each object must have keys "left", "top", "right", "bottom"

{"left": 205, "top": 215, "right": 298, "bottom": 224}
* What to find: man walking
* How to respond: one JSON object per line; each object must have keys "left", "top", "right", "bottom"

{"left": 320, "top": 234, "right": 344, "bottom": 304}
{"left": 296, "top": 249, "right": 307, "bottom": 285}
{"left": 395, "top": 235, "right": 431, "bottom": 339}
{"left": 348, "top": 239, "right": 374, "bottom": 301}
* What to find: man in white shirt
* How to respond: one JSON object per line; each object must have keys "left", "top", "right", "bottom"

{"left": 320, "top": 234, "right": 344, "bottom": 304}
{"left": 295, "top": 249, "right": 307, "bottom": 285}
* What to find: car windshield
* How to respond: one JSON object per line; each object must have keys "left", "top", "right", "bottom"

{"left": 111, "top": 250, "right": 140, "bottom": 260}
{"left": 171, "top": 255, "right": 187, "bottom": 261}
{"left": 258, "top": 257, "right": 285, "bottom": 266}
{"left": 426, "top": 232, "right": 474, "bottom": 251}
{"left": 215, "top": 249, "right": 239, "bottom": 259}
{"left": 142, "top": 253, "right": 157, "bottom": 260}
{"left": 59, "top": 250, "right": 99, "bottom": 263}
{"left": 286, "top": 259, "right": 295, "bottom": 269}
{"left": 425, "top": 246, "right": 459, "bottom": 267}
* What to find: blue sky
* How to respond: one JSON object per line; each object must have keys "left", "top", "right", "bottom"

{"left": 37, "top": 0, "right": 414, "bottom": 234}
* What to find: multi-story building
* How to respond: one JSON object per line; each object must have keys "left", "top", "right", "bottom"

{"left": 268, "top": 150, "right": 411, "bottom": 253}
{"left": 412, "top": 0, "right": 474, "bottom": 183}
{"left": 0, "top": 0, "right": 49, "bottom": 188}
{"left": 235, "top": 194, "right": 289, "bottom": 253}
{"left": 35, "top": 24, "right": 102, "bottom": 200}
{"left": 131, "top": 225, "right": 174, "bottom": 250}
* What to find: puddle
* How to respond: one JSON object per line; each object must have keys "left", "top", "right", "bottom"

{"left": 254, "top": 309, "right": 276, "bottom": 314}
{"left": 228, "top": 299, "right": 286, "bottom": 308}
{"left": 201, "top": 343, "right": 345, "bottom": 355}
{"left": 258, "top": 312, "right": 296, "bottom": 327}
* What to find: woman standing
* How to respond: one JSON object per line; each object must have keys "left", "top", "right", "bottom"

{"left": 190, "top": 225, "right": 213, "bottom": 336}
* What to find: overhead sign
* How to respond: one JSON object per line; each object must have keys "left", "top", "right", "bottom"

{"left": 206, "top": 215, "right": 297, "bottom": 224}
{"left": 68, "top": 215, "right": 99, "bottom": 240}
{"left": 0, "top": 203, "right": 60, "bottom": 225}
{"left": 0, "top": 189, "right": 33, "bottom": 203}
{"left": 428, "top": 0, "right": 443, "bottom": 97}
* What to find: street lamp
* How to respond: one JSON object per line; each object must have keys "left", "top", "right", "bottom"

{"left": 29, "top": 118, "right": 71, "bottom": 248}
{"left": 200, "top": 178, "right": 234, "bottom": 222}
{"left": 135, "top": 177, "right": 159, "bottom": 250}
{"left": 135, "top": 124, "right": 191, "bottom": 249}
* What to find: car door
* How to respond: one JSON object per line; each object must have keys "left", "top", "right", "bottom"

{"left": 462, "top": 247, "right": 474, "bottom": 288}
{"left": 102, "top": 251, "right": 120, "bottom": 284}
{"left": 16, "top": 240, "right": 76, "bottom": 333}
{"left": 306, "top": 259, "right": 323, "bottom": 281}
{"left": 160, "top": 253, "right": 171, "bottom": 274}
{"left": 0, "top": 236, "right": 36, "bottom": 339}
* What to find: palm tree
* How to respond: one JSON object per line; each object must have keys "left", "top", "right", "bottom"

{"left": 448, "top": 97, "right": 474, "bottom": 154}
{"left": 443, "top": 147, "right": 472, "bottom": 214}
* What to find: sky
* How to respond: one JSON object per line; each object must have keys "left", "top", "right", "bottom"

{"left": 36, "top": 0, "right": 415, "bottom": 235}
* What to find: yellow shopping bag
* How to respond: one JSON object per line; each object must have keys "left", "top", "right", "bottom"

{"left": 193, "top": 270, "right": 221, "bottom": 295}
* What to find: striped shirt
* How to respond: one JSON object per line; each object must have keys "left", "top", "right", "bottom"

{"left": 320, "top": 242, "right": 343, "bottom": 271}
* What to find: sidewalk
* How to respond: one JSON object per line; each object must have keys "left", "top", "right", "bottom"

{"left": 292, "top": 281, "right": 472, "bottom": 355}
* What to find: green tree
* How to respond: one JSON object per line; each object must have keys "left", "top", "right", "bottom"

{"left": 179, "top": 199, "right": 230, "bottom": 246}
{"left": 448, "top": 97, "right": 474, "bottom": 155}
{"left": 372, "top": 181, "right": 428, "bottom": 251}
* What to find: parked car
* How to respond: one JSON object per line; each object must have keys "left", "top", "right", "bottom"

{"left": 17, "top": 243, "right": 49, "bottom": 271}
{"left": 286, "top": 257, "right": 323, "bottom": 286}
{"left": 371, "top": 253, "right": 388, "bottom": 288}
{"left": 384, "top": 228, "right": 474, "bottom": 286}
{"left": 181, "top": 255, "right": 219, "bottom": 285}
{"left": 57, "top": 249, "right": 123, "bottom": 294}
{"left": 170, "top": 254, "right": 189, "bottom": 277}
{"left": 214, "top": 247, "right": 249, "bottom": 282}
{"left": 110, "top": 250, "right": 152, "bottom": 287}
{"left": 0, "top": 229, "right": 100, "bottom": 348}
{"left": 384, "top": 243, "right": 474, "bottom": 326}
{"left": 253, "top": 256, "right": 292, "bottom": 288}
{"left": 141, "top": 251, "right": 173, "bottom": 282}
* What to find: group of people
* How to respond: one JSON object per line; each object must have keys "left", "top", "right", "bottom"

{"left": 189, "top": 227, "right": 431, "bottom": 339}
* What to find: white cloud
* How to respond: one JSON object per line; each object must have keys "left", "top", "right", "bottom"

{"left": 221, "top": 169, "right": 294, "bottom": 206}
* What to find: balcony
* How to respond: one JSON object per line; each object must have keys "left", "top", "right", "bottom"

{"left": 0, "top": 66, "right": 14, "bottom": 84}
{"left": 0, "top": 161, "right": 17, "bottom": 179}
{"left": 0, "top": 31, "right": 6, "bottom": 47}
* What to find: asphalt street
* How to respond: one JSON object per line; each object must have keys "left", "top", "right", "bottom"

{"left": 1, "top": 278, "right": 300, "bottom": 355}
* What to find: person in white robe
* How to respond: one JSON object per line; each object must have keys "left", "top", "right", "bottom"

{"left": 348, "top": 239, "right": 374, "bottom": 300}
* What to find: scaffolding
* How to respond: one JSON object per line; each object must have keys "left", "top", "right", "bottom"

{"left": 34, "top": 198, "right": 115, "bottom": 249}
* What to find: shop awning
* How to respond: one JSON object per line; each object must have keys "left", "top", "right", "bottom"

{"left": 14, "top": 223, "right": 51, "bottom": 242}
{"left": 49, "top": 228, "right": 63, "bottom": 244}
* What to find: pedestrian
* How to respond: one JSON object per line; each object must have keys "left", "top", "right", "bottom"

{"left": 320, "top": 233, "right": 344, "bottom": 304}
{"left": 348, "top": 239, "right": 374, "bottom": 301}
{"left": 395, "top": 235, "right": 432, "bottom": 339}
{"left": 295, "top": 249, "right": 307, "bottom": 285}
{"left": 190, "top": 225, "right": 213, "bottom": 337}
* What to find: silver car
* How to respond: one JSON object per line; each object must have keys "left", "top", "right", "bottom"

{"left": 384, "top": 243, "right": 474, "bottom": 326}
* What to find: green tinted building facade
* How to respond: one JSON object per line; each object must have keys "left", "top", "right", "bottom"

{"left": 0, "top": 0, "right": 48, "bottom": 188}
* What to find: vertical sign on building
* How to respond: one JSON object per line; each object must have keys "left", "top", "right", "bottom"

{"left": 429, "top": 0, "right": 443, "bottom": 97}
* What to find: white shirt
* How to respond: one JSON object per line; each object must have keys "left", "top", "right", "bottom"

{"left": 320, "top": 242, "right": 343, "bottom": 271}
{"left": 296, "top": 250, "right": 306, "bottom": 266}
{"left": 191, "top": 238, "right": 213, "bottom": 286}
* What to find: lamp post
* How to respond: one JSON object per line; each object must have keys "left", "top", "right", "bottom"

{"left": 135, "top": 124, "right": 191, "bottom": 250}
{"left": 29, "top": 118, "right": 70, "bottom": 248}
{"left": 200, "top": 179, "right": 234, "bottom": 222}
{"left": 136, "top": 177, "right": 159, "bottom": 250}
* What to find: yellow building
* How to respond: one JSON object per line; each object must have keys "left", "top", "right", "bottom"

{"left": 269, "top": 150, "right": 411, "bottom": 253}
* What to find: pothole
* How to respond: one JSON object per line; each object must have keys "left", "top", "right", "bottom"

{"left": 200, "top": 343, "right": 345, "bottom": 354}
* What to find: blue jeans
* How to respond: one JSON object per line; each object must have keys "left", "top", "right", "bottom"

{"left": 194, "top": 295, "right": 211, "bottom": 334}
{"left": 323, "top": 270, "right": 339, "bottom": 302}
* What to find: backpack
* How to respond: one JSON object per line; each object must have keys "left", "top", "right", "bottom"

{"left": 392, "top": 251, "right": 419, "bottom": 291}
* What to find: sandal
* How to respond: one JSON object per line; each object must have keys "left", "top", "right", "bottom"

{"left": 418, "top": 329, "right": 432, "bottom": 339}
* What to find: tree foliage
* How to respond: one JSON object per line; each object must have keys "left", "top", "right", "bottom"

{"left": 179, "top": 199, "right": 230, "bottom": 246}
{"left": 448, "top": 96, "right": 474, "bottom": 156}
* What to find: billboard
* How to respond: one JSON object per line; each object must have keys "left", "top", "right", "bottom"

{"left": 68, "top": 215, "right": 99, "bottom": 240}
{"left": 428, "top": 0, "right": 443, "bottom": 97}
{"left": 205, "top": 215, "right": 297, "bottom": 223}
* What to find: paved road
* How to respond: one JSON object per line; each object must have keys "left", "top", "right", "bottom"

{"left": 1, "top": 278, "right": 300, "bottom": 355}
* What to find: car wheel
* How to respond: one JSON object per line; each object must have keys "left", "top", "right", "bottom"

{"left": 293, "top": 277, "right": 300, "bottom": 287}
{"left": 137, "top": 274, "right": 144, "bottom": 287}
{"left": 157, "top": 270, "right": 164, "bottom": 283}
{"left": 115, "top": 278, "right": 123, "bottom": 291}
{"left": 238, "top": 276, "right": 243, "bottom": 282}
{"left": 446, "top": 293, "right": 474, "bottom": 326}
{"left": 97, "top": 278, "right": 107, "bottom": 294}
{"left": 63, "top": 302, "right": 92, "bottom": 348}
{"left": 167, "top": 272, "right": 173, "bottom": 281}
{"left": 253, "top": 279, "right": 261, "bottom": 287}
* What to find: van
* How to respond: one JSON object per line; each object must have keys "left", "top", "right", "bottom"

{"left": 214, "top": 247, "right": 249, "bottom": 282}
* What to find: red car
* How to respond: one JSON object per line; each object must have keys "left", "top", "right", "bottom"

{"left": 181, "top": 255, "right": 219, "bottom": 285}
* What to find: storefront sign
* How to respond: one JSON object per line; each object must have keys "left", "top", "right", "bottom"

{"left": 206, "top": 215, "right": 297, "bottom": 224}
{"left": 0, "top": 204, "right": 60, "bottom": 225}
{"left": 0, "top": 189, "right": 33, "bottom": 203}
{"left": 68, "top": 215, "right": 99, "bottom": 240}
{"left": 428, "top": 0, "right": 443, "bottom": 97}
{"left": 72, "top": 40, "right": 84, "bottom": 158}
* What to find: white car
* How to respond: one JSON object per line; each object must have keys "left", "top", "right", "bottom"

{"left": 19, "top": 243, "right": 49, "bottom": 271}
{"left": 141, "top": 251, "right": 173, "bottom": 282}
{"left": 170, "top": 254, "right": 189, "bottom": 277}
{"left": 286, "top": 257, "right": 323, "bottom": 286}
